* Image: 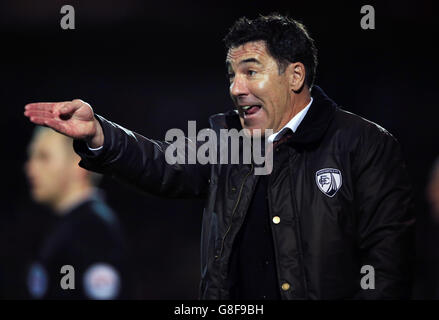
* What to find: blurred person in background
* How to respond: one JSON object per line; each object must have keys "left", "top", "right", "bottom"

{"left": 427, "top": 157, "right": 439, "bottom": 221}
{"left": 425, "top": 157, "right": 439, "bottom": 298}
{"left": 413, "top": 157, "right": 439, "bottom": 299}
{"left": 24, "top": 126, "right": 130, "bottom": 299}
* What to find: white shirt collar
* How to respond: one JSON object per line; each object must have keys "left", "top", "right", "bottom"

{"left": 268, "top": 97, "right": 313, "bottom": 143}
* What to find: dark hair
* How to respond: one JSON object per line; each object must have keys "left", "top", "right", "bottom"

{"left": 224, "top": 13, "right": 318, "bottom": 89}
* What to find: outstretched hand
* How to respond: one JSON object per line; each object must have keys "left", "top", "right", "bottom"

{"left": 24, "top": 99, "right": 104, "bottom": 147}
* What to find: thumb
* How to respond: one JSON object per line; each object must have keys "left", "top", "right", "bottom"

{"left": 59, "top": 101, "right": 81, "bottom": 115}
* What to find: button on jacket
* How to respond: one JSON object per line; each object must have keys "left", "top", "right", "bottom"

{"left": 73, "top": 86, "right": 415, "bottom": 299}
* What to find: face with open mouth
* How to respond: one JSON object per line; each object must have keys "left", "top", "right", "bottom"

{"left": 226, "top": 40, "right": 294, "bottom": 136}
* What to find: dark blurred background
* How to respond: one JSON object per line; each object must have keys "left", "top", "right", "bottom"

{"left": 0, "top": 0, "right": 437, "bottom": 299}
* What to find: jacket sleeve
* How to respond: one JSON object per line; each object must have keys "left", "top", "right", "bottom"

{"left": 73, "top": 114, "right": 210, "bottom": 198}
{"left": 353, "top": 125, "right": 415, "bottom": 299}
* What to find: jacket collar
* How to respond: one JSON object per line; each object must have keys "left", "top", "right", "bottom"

{"left": 289, "top": 85, "right": 337, "bottom": 145}
{"left": 208, "top": 85, "right": 338, "bottom": 145}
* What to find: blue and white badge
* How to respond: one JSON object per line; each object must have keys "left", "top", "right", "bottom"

{"left": 316, "top": 168, "right": 342, "bottom": 197}
{"left": 83, "top": 263, "right": 120, "bottom": 300}
{"left": 27, "top": 262, "right": 48, "bottom": 299}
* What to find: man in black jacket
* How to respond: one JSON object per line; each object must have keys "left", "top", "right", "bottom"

{"left": 24, "top": 14, "right": 414, "bottom": 299}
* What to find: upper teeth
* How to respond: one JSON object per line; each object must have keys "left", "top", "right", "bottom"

{"left": 242, "top": 106, "right": 252, "bottom": 110}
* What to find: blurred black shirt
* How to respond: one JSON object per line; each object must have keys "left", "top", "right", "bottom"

{"left": 27, "top": 191, "right": 130, "bottom": 299}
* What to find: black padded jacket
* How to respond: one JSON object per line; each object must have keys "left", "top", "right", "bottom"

{"left": 73, "top": 86, "right": 415, "bottom": 299}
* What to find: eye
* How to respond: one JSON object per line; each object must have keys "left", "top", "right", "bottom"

{"left": 247, "top": 70, "right": 256, "bottom": 76}
{"left": 227, "top": 73, "right": 235, "bottom": 82}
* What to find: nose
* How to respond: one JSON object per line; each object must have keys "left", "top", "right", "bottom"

{"left": 230, "top": 75, "right": 249, "bottom": 98}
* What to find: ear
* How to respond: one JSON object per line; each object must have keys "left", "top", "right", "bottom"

{"left": 286, "top": 62, "right": 306, "bottom": 93}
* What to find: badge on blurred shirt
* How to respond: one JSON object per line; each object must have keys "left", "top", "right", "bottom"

{"left": 83, "top": 263, "right": 120, "bottom": 300}
{"left": 27, "top": 262, "right": 48, "bottom": 299}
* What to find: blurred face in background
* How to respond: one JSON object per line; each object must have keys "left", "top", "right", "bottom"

{"left": 428, "top": 164, "right": 439, "bottom": 219}
{"left": 25, "top": 129, "right": 79, "bottom": 209}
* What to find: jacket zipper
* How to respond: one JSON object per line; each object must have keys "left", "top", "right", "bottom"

{"left": 218, "top": 163, "right": 254, "bottom": 259}
{"left": 266, "top": 174, "right": 284, "bottom": 297}
{"left": 286, "top": 149, "right": 309, "bottom": 298}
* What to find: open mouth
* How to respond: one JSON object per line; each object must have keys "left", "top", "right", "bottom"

{"left": 241, "top": 105, "right": 262, "bottom": 117}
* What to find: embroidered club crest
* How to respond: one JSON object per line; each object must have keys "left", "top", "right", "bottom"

{"left": 315, "top": 168, "right": 342, "bottom": 197}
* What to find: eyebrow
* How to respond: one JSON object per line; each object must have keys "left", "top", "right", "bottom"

{"left": 226, "top": 58, "right": 262, "bottom": 70}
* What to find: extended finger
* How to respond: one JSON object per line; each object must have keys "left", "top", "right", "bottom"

{"left": 24, "top": 102, "right": 57, "bottom": 112}
{"left": 29, "top": 117, "right": 66, "bottom": 134}
{"left": 28, "top": 116, "right": 51, "bottom": 126}
{"left": 24, "top": 110, "right": 54, "bottom": 119}
{"left": 44, "top": 118, "right": 68, "bottom": 135}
